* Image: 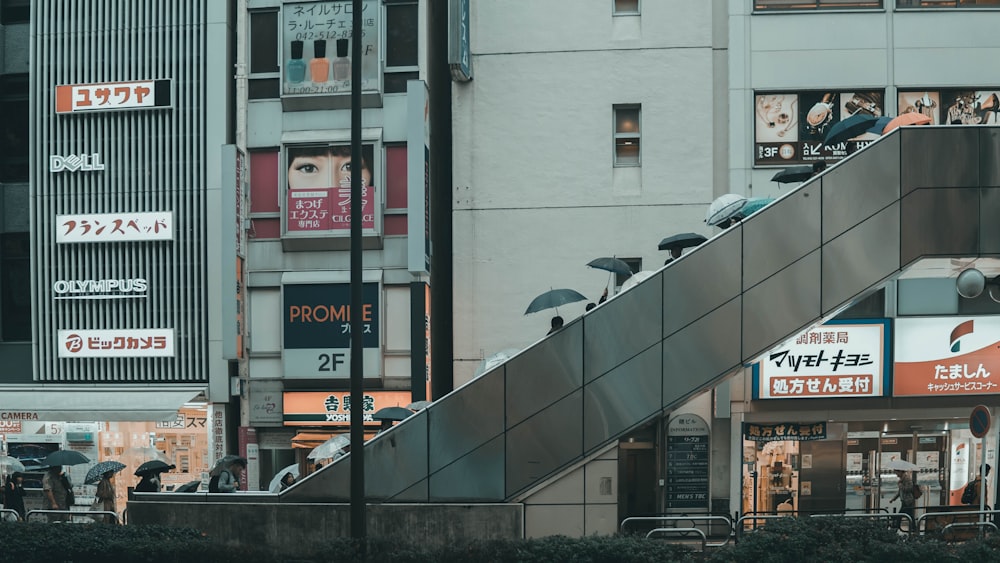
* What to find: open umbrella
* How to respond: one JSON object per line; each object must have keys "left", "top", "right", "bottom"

{"left": 882, "top": 112, "right": 931, "bottom": 134}
{"left": 42, "top": 449, "right": 90, "bottom": 467}
{"left": 307, "top": 435, "right": 350, "bottom": 460}
{"left": 823, "top": 113, "right": 879, "bottom": 146}
{"left": 268, "top": 464, "right": 301, "bottom": 492}
{"left": 210, "top": 455, "right": 246, "bottom": 477}
{"left": 474, "top": 348, "right": 520, "bottom": 377}
{"left": 524, "top": 288, "right": 588, "bottom": 314}
{"left": 586, "top": 257, "right": 633, "bottom": 277}
{"left": 705, "top": 194, "right": 747, "bottom": 226}
{"left": 134, "top": 459, "right": 175, "bottom": 476}
{"left": 884, "top": 458, "right": 919, "bottom": 472}
{"left": 658, "top": 233, "right": 706, "bottom": 253}
{"left": 373, "top": 406, "right": 414, "bottom": 422}
{"left": 739, "top": 197, "right": 775, "bottom": 218}
{"left": 770, "top": 166, "right": 813, "bottom": 184}
{"left": 407, "top": 400, "right": 432, "bottom": 411}
{"left": 867, "top": 115, "right": 892, "bottom": 135}
{"left": 0, "top": 455, "right": 25, "bottom": 474}
{"left": 84, "top": 461, "right": 127, "bottom": 485}
{"left": 174, "top": 480, "right": 202, "bottom": 493}
{"left": 621, "top": 271, "right": 655, "bottom": 292}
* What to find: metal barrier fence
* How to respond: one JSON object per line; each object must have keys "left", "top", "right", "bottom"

{"left": 811, "top": 511, "right": 914, "bottom": 532}
{"left": 25, "top": 509, "right": 120, "bottom": 524}
{"left": 917, "top": 509, "right": 1000, "bottom": 540}
{"left": 620, "top": 515, "right": 733, "bottom": 547}
{"left": 645, "top": 527, "right": 707, "bottom": 551}
{"left": 0, "top": 508, "right": 21, "bottom": 522}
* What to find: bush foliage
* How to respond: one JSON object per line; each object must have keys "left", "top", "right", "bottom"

{"left": 5, "top": 517, "right": 1000, "bottom": 562}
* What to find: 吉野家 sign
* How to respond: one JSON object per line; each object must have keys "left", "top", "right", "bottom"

{"left": 55, "top": 79, "right": 172, "bottom": 113}
{"left": 282, "top": 390, "right": 412, "bottom": 426}
{"left": 753, "top": 320, "right": 889, "bottom": 399}
{"left": 57, "top": 329, "right": 175, "bottom": 358}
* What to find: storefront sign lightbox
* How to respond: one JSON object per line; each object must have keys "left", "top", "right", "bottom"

{"left": 894, "top": 316, "right": 1000, "bottom": 397}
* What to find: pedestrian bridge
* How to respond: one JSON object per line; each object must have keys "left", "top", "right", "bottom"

{"left": 129, "top": 125, "right": 1000, "bottom": 549}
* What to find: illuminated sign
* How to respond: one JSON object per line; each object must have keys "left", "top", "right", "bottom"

{"left": 56, "top": 212, "right": 173, "bottom": 243}
{"left": 57, "top": 328, "right": 175, "bottom": 358}
{"left": 55, "top": 79, "right": 171, "bottom": 113}
{"left": 894, "top": 316, "right": 1000, "bottom": 397}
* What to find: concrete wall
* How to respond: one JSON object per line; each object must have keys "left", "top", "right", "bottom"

{"left": 128, "top": 499, "right": 523, "bottom": 557}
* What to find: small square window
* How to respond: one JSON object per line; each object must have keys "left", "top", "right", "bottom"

{"left": 614, "top": 0, "right": 640, "bottom": 14}
{"left": 614, "top": 105, "right": 641, "bottom": 167}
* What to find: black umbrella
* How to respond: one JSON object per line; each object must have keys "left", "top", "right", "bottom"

{"left": 134, "top": 459, "right": 175, "bottom": 476}
{"left": 586, "top": 257, "right": 632, "bottom": 276}
{"left": 174, "top": 480, "right": 202, "bottom": 493}
{"left": 823, "top": 113, "right": 879, "bottom": 146}
{"left": 658, "top": 233, "right": 707, "bottom": 253}
{"left": 770, "top": 165, "right": 813, "bottom": 184}
{"left": 373, "top": 406, "right": 414, "bottom": 422}
{"left": 42, "top": 449, "right": 90, "bottom": 467}
{"left": 524, "top": 288, "right": 588, "bottom": 314}
{"left": 85, "top": 461, "right": 127, "bottom": 485}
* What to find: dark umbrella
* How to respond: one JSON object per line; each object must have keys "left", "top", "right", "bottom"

{"left": 134, "top": 459, "right": 175, "bottom": 476}
{"left": 373, "top": 406, "right": 415, "bottom": 422}
{"left": 42, "top": 449, "right": 90, "bottom": 467}
{"left": 586, "top": 257, "right": 632, "bottom": 276}
{"left": 524, "top": 288, "right": 588, "bottom": 314}
{"left": 868, "top": 115, "right": 892, "bottom": 135}
{"left": 658, "top": 233, "right": 707, "bottom": 253}
{"left": 174, "top": 480, "right": 202, "bottom": 493}
{"left": 771, "top": 165, "right": 813, "bottom": 184}
{"left": 823, "top": 113, "right": 879, "bottom": 146}
{"left": 85, "top": 461, "right": 127, "bottom": 485}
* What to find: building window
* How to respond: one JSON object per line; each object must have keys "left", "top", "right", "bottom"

{"left": 755, "top": 0, "right": 882, "bottom": 9}
{"left": 1, "top": 233, "right": 30, "bottom": 342}
{"left": 249, "top": 10, "right": 280, "bottom": 100}
{"left": 614, "top": 0, "right": 640, "bottom": 14}
{"left": 614, "top": 105, "right": 641, "bottom": 167}
{"left": 386, "top": 0, "right": 418, "bottom": 94}
{"left": 0, "top": 74, "right": 28, "bottom": 183}
{"left": 897, "top": 0, "right": 1000, "bottom": 6}
{"left": 0, "top": 0, "right": 29, "bottom": 25}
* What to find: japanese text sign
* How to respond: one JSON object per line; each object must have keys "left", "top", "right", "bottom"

{"left": 282, "top": 390, "right": 411, "bottom": 426}
{"left": 753, "top": 320, "right": 888, "bottom": 399}
{"left": 55, "top": 80, "right": 171, "bottom": 113}
{"left": 57, "top": 212, "right": 173, "bottom": 243}
{"left": 57, "top": 329, "right": 175, "bottom": 358}
{"left": 744, "top": 422, "right": 827, "bottom": 442}
{"left": 894, "top": 316, "right": 1000, "bottom": 397}
{"left": 285, "top": 144, "right": 377, "bottom": 234}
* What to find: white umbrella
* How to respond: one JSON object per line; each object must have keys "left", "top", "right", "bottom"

{"left": 884, "top": 458, "right": 919, "bottom": 472}
{"left": 474, "top": 348, "right": 520, "bottom": 377}
{"left": 705, "top": 194, "right": 748, "bottom": 227}
{"left": 307, "top": 434, "right": 350, "bottom": 460}
{"left": 621, "top": 271, "right": 655, "bottom": 292}
{"left": 0, "top": 455, "right": 25, "bottom": 474}
{"left": 268, "top": 464, "right": 300, "bottom": 492}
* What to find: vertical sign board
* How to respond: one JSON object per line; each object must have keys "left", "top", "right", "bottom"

{"left": 282, "top": 282, "right": 381, "bottom": 378}
{"left": 407, "top": 80, "right": 431, "bottom": 275}
{"left": 221, "top": 145, "right": 248, "bottom": 360}
{"left": 666, "top": 414, "right": 710, "bottom": 511}
{"left": 448, "top": 0, "right": 472, "bottom": 82}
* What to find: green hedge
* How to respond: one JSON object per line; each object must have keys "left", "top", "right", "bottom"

{"left": 5, "top": 517, "right": 1000, "bottom": 562}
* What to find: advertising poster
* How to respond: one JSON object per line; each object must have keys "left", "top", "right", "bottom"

{"left": 755, "top": 90, "right": 884, "bottom": 166}
{"left": 281, "top": 0, "right": 379, "bottom": 96}
{"left": 282, "top": 282, "right": 381, "bottom": 379}
{"left": 898, "top": 88, "right": 1000, "bottom": 125}
{"left": 753, "top": 320, "right": 889, "bottom": 399}
{"left": 894, "top": 317, "right": 1000, "bottom": 397}
{"left": 285, "top": 144, "right": 377, "bottom": 234}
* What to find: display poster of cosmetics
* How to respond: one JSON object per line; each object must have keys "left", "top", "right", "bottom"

{"left": 754, "top": 90, "right": 884, "bottom": 166}
{"left": 282, "top": 0, "right": 379, "bottom": 96}
{"left": 285, "top": 144, "right": 377, "bottom": 234}
{"left": 898, "top": 88, "right": 1000, "bottom": 127}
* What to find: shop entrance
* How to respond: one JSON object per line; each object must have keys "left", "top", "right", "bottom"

{"left": 797, "top": 440, "right": 845, "bottom": 513}
{"left": 618, "top": 427, "right": 657, "bottom": 527}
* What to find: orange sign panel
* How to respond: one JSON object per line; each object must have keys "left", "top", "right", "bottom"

{"left": 282, "top": 390, "right": 412, "bottom": 426}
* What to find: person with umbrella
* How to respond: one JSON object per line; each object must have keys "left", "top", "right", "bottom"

{"left": 209, "top": 456, "right": 247, "bottom": 493}
{"left": 889, "top": 468, "right": 916, "bottom": 527}
{"left": 42, "top": 465, "right": 70, "bottom": 522}
{"left": 93, "top": 470, "right": 118, "bottom": 524}
{"left": 3, "top": 471, "right": 25, "bottom": 520}
{"left": 134, "top": 459, "right": 175, "bottom": 493}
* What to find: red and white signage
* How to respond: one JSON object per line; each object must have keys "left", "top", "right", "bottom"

{"left": 56, "top": 212, "right": 174, "bottom": 243}
{"left": 57, "top": 329, "right": 175, "bottom": 358}
{"left": 55, "top": 79, "right": 171, "bottom": 113}
{"left": 894, "top": 317, "right": 1000, "bottom": 397}
{"left": 757, "top": 323, "right": 885, "bottom": 399}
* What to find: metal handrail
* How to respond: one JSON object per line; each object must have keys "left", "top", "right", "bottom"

{"left": 917, "top": 508, "right": 1000, "bottom": 537}
{"left": 645, "top": 527, "right": 707, "bottom": 551}
{"left": 941, "top": 520, "right": 999, "bottom": 537}
{"left": 620, "top": 515, "right": 733, "bottom": 547}
{"left": 0, "top": 508, "right": 21, "bottom": 521}
{"left": 25, "top": 509, "right": 120, "bottom": 524}
{"left": 736, "top": 513, "right": 788, "bottom": 540}
{"left": 810, "top": 511, "right": 914, "bottom": 532}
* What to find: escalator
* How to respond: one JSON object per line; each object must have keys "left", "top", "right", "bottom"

{"left": 284, "top": 125, "right": 1000, "bottom": 503}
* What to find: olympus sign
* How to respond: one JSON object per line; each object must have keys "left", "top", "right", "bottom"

{"left": 52, "top": 278, "right": 147, "bottom": 300}
{"left": 50, "top": 153, "right": 105, "bottom": 173}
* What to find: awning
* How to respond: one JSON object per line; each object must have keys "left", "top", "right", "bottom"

{"left": 0, "top": 386, "right": 204, "bottom": 421}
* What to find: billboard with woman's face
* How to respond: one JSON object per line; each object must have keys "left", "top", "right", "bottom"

{"left": 284, "top": 144, "right": 376, "bottom": 234}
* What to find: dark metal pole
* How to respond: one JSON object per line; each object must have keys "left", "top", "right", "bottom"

{"left": 349, "top": 0, "right": 366, "bottom": 541}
